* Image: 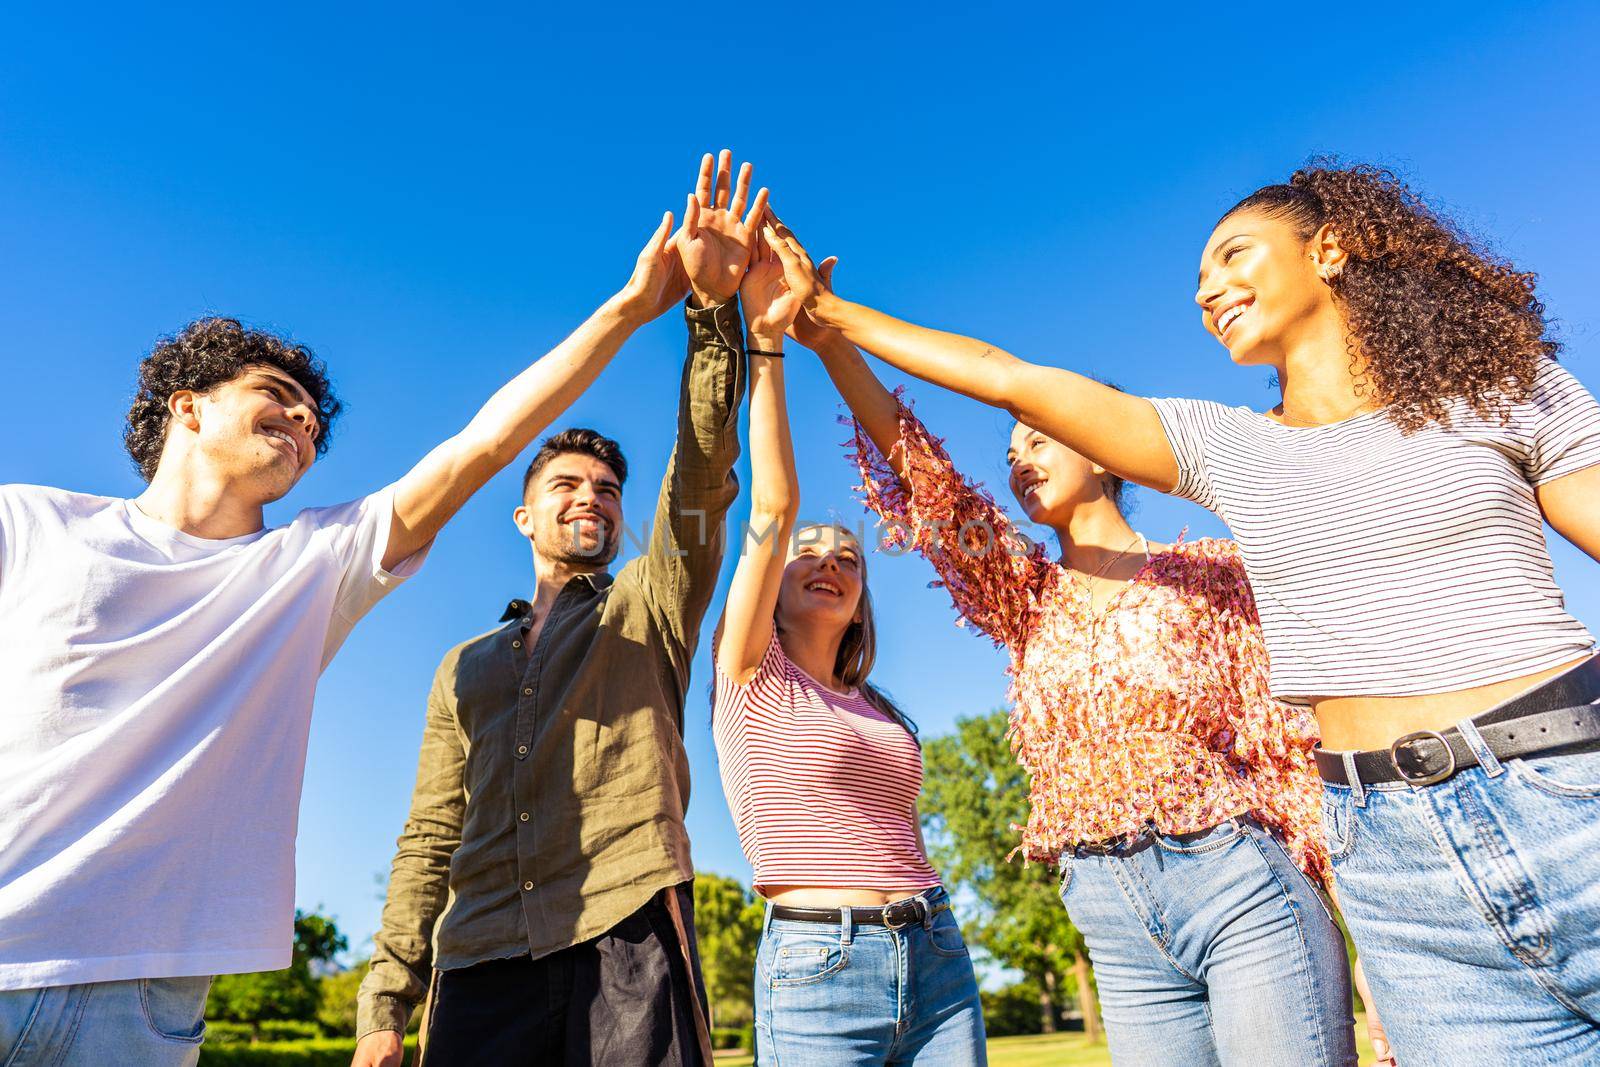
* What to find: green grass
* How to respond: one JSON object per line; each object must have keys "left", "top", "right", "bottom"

{"left": 201, "top": 1016, "right": 1379, "bottom": 1065}
{"left": 712, "top": 1015, "right": 1381, "bottom": 1066}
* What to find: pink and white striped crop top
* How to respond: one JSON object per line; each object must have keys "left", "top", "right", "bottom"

{"left": 712, "top": 632, "right": 941, "bottom": 894}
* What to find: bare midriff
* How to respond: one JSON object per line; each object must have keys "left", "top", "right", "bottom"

{"left": 1311, "top": 655, "right": 1594, "bottom": 752}
{"left": 760, "top": 885, "right": 935, "bottom": 908}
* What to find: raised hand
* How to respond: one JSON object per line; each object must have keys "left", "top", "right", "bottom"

{"left": 740, "top": 224, "right": 805, "bottom": 347}
{"left": 760, "top": 213, "right": 838, "bottom": 325}
{"left": 786, "top": 254, "right": 841, "bottom": 351}
{"left": 616, "top": 210, "right": 689, "bottom": 326}
{"left": 675, "top": 149, "right": 769, "bottom": 307}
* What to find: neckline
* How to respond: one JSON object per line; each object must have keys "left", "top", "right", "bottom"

{"left": 1253, "top": 404, "right": 1386, "bottom": 433}
{"left": 786, "top": 655, "right": 861, "bottom": 700}
{"left": 1059, "top": 535, "right": 1162, "bottom": 619}
{"left": 123, "top": 499, "right": 267, "bottom": 549}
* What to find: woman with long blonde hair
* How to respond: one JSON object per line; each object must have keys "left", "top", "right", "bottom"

{"left": 710, "top": 226, "right": 985, "bottom": 1066}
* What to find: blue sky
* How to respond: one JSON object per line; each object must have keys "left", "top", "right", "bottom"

{"left": 5, "top": 2, "right": 1599, "bottom": 968}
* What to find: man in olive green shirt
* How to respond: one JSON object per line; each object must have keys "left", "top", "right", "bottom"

{"left": 354, "top": 152, "right": 765, "bottom": 1067}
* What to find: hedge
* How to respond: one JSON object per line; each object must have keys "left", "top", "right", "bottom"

{"left": 199, "top": 1037, "right": 418, "bottom": 1066}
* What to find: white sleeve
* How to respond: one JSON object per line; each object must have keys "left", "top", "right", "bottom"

{"left": 301, "top": 485, "right": 432, "bottom": 666}
{"left": 1525, "top": 361, "right": 1600, "bottom": 485}
{"left": 0, "top": 487, "right": 15, "bottom": 597}
{"left": 1148, "top": 396, "right": 1232, "bottom": 514}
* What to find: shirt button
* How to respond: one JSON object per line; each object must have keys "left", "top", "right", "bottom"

{"left": 519, "top": 812, "right": 529, "bottom": 822}
{"left": 523, "top": 688, "right": 533, "bottom": 696}
{"left": 512, "top": 640, "right": 522, "bottom": 649}
{"left": 522, "top": 881, "right": 534, "bottom": 891}
{"left": 517, "top": 745, "right": 528, "bottom": 756}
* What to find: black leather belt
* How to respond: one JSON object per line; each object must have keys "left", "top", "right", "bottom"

{"left": 770, "top": 896, "right": 948, "bottom": 928}
{"left": 1316, "top": 657, "right": 1600, "bottom": 788}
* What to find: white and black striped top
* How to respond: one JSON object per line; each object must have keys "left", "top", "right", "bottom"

{"left": 1150, "top": 360, "right": 1600, "bottom": 701}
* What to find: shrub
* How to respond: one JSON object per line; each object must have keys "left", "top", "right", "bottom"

{"left": 198, "top": 1037, "right": 417, "bottom": 1066}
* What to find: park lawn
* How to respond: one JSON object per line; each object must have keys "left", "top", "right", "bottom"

{"left": 714, "top": 1015, "right": 1380, "bottom": 1066}
{"left": 199, "top": 1015, "right": 1378, "bottom": 1065}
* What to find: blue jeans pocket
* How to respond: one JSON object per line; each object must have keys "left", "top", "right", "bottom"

{"left": 1510, "top": 748, "right": 1600, "bottom": 799}
{"left": 924, "top": 911, "right": 970, "bottom": 958}
{"left": 140, "top": 976, "right": 211, "bottom": 1042}
{"left": 769, "top": 931, "right": 850, "bottom": 987}
{"left": 1321, "top": 789, "right": 1354, "bottom": 861}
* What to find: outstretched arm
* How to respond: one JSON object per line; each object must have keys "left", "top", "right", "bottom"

{"left": 636, "top": 150, "right": 769, "bottom": 652}
{"left": 786, "top": 257, "right": 907, "bottom": 482}
{"left": 716, "top": 227, "right": 802, "bottom": 682}
{"left": 381, "top": 213, "right": 689, "bottom": 571}
{"left": 765, "top": 218, "right": 1181, "bottom": 493}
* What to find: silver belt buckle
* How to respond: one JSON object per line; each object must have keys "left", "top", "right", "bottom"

{"left": 883, "top": 900, "right": 921, "bottom": 929}
{"left": 1389, "top": 730, "right": 1456, "bottom": 787}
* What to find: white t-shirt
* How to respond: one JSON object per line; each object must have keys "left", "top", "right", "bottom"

{"left": 1150, "top": 359, "right": 1600, "bottom": 699}
{"left": 0, "top": 483, "right": 427, "bottom": 989}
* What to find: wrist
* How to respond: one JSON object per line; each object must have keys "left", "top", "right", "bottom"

{"left": 745, "top": 325, "right": 787, "bottom": 351}
{"left": 605, "top": 289, "right": 654, "bottom": 331}
{"left": 810, "top": 291, "right": 849, "bottom": 327}
{"left": 690, "top": 284, "right": 736, "bottom": 309}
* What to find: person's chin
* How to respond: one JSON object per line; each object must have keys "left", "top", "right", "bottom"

{"left": 556, "top": 536, "right": 618, "bottom": 566}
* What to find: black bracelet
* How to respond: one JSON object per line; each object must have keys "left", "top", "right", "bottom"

{"left": 746, "top": 348, "right": 785, "bottom": 359}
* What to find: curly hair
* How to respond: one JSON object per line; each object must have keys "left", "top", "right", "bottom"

{"left": 1222, "top": 161, "right": 1558, "bottom": 432}
{"left": 521, "top": 427, "right": 629, "bottom": 496}
{"left": 124, "top": 317, "right": 341, "bottom": 481}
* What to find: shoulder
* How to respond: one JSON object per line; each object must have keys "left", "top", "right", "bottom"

{"left": 716, "top": 627, "right": 789, "bottom": 693}
{"left": 0, "top": 482, "right": 118, "bottom": 516}
{"left": 443, "top": 621, "right": 516, "bottom": 672}
{"left": 1151, "top": 537, "right": 1255, "bottom": 599}
{"left": 288, "top": 489, "right": 391, "bottom": 532}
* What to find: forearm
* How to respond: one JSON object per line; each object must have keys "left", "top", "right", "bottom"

{"left": 674, "top": 299, "right": 746, "bottom": 490}
{"left": 357, "top": 684, "right": 465, "bottom": 1037}
{"left": 356, "top": 832, "right": 455, "bottom": 1037}
{"left": 811, "top": 333, "right": 907, "bottom": 480}
{"left": 385, "top": 295, "right": 643, "bottom": 568}
{"left": 813, "top": 293, "right": 1031, "bottom": 413}
{"left": 746, "top": 352, "right": 799, "bottom": 518}
{"left": 814, "top": 292, "right": 1179, "bottom": 491}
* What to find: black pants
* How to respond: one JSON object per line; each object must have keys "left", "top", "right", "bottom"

{"left": 423, "top": 884, "right": 707, "bottom": 1067}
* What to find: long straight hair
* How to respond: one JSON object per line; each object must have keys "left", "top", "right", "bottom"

{"left": 784, "top": 524, "right": 918, "bottom": 743}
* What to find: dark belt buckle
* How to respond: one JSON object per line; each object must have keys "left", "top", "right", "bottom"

{"left": 1390, "top": 730, "right": 1456, "bottom": 787}
{"left": 883, "top": 899, "right": 923, "bottom": 930}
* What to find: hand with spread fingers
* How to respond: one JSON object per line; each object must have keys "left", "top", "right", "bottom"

{"left": 675, "top": 149, "right": 769, "bottom": 307}
{"left": 616, "top": 210, "right": 691, "bottom": 326}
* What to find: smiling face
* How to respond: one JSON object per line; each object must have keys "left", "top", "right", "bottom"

{"left": 1006, "top": 421, "right": 1110, "bottom": 525}
{"left": 776, "top": 524, "right": 866, "bottom": 639}
{"left": 513, "top": 452, "right": 624, "bottom": 567}
{"left": 175, "top": 364, "right": 321, "bottom": 503}
{"left": 1194, "top": 208, "right": 1336, "bottom": 368}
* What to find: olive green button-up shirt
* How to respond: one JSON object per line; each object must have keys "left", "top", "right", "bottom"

{"left": 356, "top": 300, "right": 745, "bottom": 1038}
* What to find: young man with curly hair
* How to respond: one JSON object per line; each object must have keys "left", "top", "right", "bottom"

{"left": 352, "top": 150, "right": 766, "bottom": 1067}
{"left": 0, "top": 154, "right": 741, "bottom": 1064}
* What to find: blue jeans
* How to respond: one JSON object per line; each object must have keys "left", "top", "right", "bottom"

{"left": 754, "top": 885, "right": 986, "bottom": 1066}
{"left": 1059, "top": 817, "right": 1355, "bottom": 1067}
{"left": 0, "top": 975, "right": 211, "bottom": 1066}
{"left": 1324, "top": 723, "right": 1600, "bottom": 1065}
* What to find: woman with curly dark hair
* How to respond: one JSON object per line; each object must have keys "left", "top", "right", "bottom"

{"left": 760, "top": 164, "right": 1600, "bottom": 1063}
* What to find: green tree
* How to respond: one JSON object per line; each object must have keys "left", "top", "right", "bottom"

{"left": 206, "top": 909, "right": 350, "bottom": 1037}
{"left": 921, "top": 709, "right": 1102, "bottom": 1042}
{"left": 693, "top": 871, "right": 764, "bottom": 1031}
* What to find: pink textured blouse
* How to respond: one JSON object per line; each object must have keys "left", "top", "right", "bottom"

{"left": 849, "top": 398, "right": 1328, "bottom": 885}
{"left": 713, "top": 632, "right": 942, "bottom": 895}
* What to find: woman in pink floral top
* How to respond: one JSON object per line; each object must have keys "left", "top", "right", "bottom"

{"left": 779, "top": 248, "right": 1357, "bottom": 1066}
